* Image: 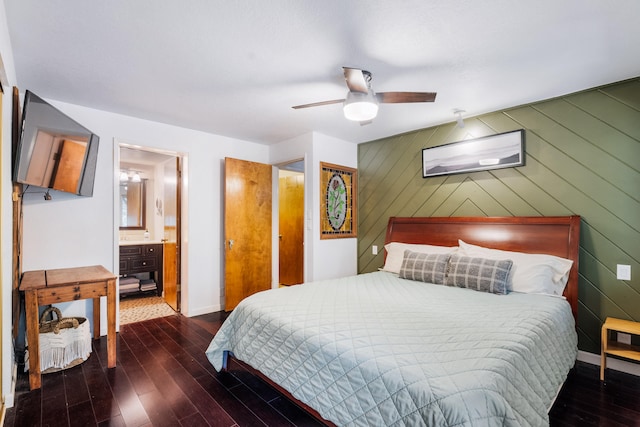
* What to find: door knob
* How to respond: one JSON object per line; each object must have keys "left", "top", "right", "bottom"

{"left": 228, "top": 239, "right": 234, "bottom": 250}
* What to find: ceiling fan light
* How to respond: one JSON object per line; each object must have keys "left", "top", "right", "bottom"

{"left": 343, "top": 92, "right": 379, "bottom": 122}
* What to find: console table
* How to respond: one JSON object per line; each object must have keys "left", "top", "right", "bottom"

{"left": 19, "top": 265, "right": 117, "bottom": 390}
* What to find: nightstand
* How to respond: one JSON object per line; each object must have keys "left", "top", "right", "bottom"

{"left": 600, "top": 317, "right": 640, "bottom": 381}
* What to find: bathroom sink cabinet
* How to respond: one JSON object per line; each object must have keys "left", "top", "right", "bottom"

{"left": 119, "top": 243, "right": 163, "bottom": 296}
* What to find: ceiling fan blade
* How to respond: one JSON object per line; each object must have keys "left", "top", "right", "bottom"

{"left": 376, "top": 92, "right": 437, "bottom": 103}
{"left": 292, "top": 98, "right": 345, "bottom": 109}
{"left": 343, "top": 67, "right": 369, "bottom": 93}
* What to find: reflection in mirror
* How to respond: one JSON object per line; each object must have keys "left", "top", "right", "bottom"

{"left": 120, "top": 179, "right": 146, "bottom": 229}
{"left": 25, "top": 132, "right": 89, "bottom": 193}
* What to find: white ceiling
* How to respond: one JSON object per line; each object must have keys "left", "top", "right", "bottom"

{"left": 5, "top": 1, "right": 640, "bottom": 145}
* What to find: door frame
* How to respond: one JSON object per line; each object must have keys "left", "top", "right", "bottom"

{"left": 113, "top": 141, "right": 188, "bottom": 323}
{"left": 273, "top": 158, "right": 307, "bottom": 287}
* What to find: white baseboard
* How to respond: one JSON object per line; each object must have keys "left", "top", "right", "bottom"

{"left": 4, "top": 362, "right": 17, "bottom": 409}
{"left": 184, "top": 304, "right": 222, "bottom": 317}
{"left": 578, "top": 350, "right": 640, "bottom": 377}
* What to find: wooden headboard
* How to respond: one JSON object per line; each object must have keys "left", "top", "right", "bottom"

{"left": 385, "top": 216, "right": 581, "bottom": 319}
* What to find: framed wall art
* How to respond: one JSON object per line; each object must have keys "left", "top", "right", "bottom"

{"left": 320, "top": 162, "right": 357, "bottom": 239}
{"left": 422, "top": 129, "right": 525, "bottom": 178}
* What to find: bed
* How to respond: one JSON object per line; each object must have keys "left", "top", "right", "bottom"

{"left": 206, "top": 216, "right": 580, "bottom": 426}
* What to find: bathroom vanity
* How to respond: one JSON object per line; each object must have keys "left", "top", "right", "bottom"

{"left": 119, "top": 242, "right": 163, "bottom": 296}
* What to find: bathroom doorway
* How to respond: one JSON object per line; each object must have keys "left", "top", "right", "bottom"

{"left": 117, "top": 144, "right": 184, "bottom": 322}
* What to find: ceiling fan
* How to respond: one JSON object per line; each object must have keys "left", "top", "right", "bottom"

{"left": 292, "top": 67, "right": 437, "bottom": 124}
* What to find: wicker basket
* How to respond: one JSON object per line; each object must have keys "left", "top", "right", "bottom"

{"left": 25, "top": 307, "right": 92, "bottom": 373}
{"left": 39, "top": 307, "right": 82, "bottom": 333}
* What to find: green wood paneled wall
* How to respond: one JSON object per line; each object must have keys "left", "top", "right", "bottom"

{"left": 357, "top": 78, "right": 640, "bottom": 353}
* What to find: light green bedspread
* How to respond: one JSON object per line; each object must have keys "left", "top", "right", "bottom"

{"left": 206, "top": 271, "right": 577, "bottom": 426}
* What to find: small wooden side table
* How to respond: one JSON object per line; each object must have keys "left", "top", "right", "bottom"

{"left": 600, "top": 317, "right": 640, "bottom": 381}
{"left": 19, "top": 265, "right": 117, "bottom": 390}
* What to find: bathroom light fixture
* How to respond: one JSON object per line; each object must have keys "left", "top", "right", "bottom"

{"left": 120, "top": 171, "right": 129, "bottom": 181}
{"left": 131, "top": 172, "right": 142, "bottom": 183}
{"left": 343, "top": 91, "right": 379, "bottom": 122}
{"left": 453, "top": 109, "right": 465, "bottom": 128}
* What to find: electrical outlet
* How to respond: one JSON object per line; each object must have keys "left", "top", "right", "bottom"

{"left": 617, "top": 332, "right": 631, "bottom": 345}
{"left": 372, "top": 245, "right": 378, "bottom": 255}
{"left": 617, "top": 264, "right": 631, "bottom": 281}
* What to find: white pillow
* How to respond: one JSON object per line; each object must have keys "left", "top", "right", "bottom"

{"left": 457, "top": 240, "right": 573, "bottom": 296}
{"left": 382, "top": 242, "right": 457, "bottom": 274}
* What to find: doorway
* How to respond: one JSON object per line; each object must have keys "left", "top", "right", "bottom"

{"left": 117, "top": 144, "right": 184, "bottom": 322}
{"left": 277, "top": 160, "right": 305, "bottom": 286}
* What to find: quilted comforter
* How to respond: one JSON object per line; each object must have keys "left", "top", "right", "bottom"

{"left": 206, "top": 271, "right": 577, "bottom": 426}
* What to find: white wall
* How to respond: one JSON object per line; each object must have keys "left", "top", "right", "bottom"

{"left": 0, "top": 1, "right": 358, "bottom": 407}
{"left": 270, "top": 132, "right": 358, "bottom": 283}
{"left": 20, "top": 102, "right": 270, "bottom": 324}
{"left": 1, "top": 0, "right": 19, "bottom": 407}
{"left": 17, "top": 103, "right": 359, "bottom": 325}
{"left": 311, "top": 132, "right": 358, "bottom": 280}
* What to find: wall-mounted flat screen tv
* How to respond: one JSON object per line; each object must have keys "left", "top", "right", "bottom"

{"left": 13, "top": 90, "right": 99, "bottom": 197}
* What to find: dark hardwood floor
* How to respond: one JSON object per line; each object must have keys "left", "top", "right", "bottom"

{"left": 5, "top": 312, "right": 640, "bottom": 426}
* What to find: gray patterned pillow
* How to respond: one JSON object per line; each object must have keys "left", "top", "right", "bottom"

{"left": 446, "top": 255, "right": 513, "bottom": 294}
{"left": 399, "top": 250, "right": 451, "bottom": 285}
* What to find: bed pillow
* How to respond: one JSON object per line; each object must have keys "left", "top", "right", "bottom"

{"left": 398, "top": 251, "right": 451, "bottom": 285}
{"left": 458, "top": 240, "right": 573, "bottom": 296}
{"left": 445, "top": 255, "right": 513, "bottom": 294}
{"left": 382, "top": 242, "right": 457, "bottom": 274}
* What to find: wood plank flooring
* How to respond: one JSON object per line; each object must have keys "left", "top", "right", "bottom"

{"left": 5, "top": 312, "right": 640, "bottom": 426}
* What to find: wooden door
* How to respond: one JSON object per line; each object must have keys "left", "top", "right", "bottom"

{"left": 279, "top": 174, "right": 304, "bottom": 285}
{"left": 163, "top": 157, "right": 181, "bottom": 311}
{"left": 224, "top": 157, "right": 272, "bottom": 311}
{"left": 163, "top": 242, "right": 178, "bottom": 310}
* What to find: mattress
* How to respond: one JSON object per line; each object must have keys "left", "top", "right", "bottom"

{"left": 206, "top": 271, "right": 577, "bottom": 426}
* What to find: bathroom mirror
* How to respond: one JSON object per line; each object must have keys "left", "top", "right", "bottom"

{"left": 120, "top": 179, "right": 146, "bottom": 229}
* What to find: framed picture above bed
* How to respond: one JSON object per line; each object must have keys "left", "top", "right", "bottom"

{"left": 320, "top": 162, "right": 357, "bottom": 239}
{"left": 422, "top": 129, "right": 525, "bottom": 178}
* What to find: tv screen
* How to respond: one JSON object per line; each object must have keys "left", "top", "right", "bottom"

{"left": 13, "top": 90, "right": 99, "bottom": 197}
